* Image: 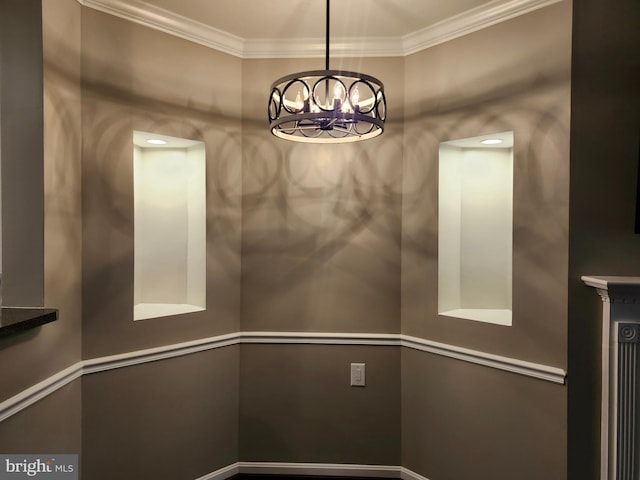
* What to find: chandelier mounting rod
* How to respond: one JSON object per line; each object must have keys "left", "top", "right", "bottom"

{"left": 325, "top": 0, "right": 330, "bottom": 70}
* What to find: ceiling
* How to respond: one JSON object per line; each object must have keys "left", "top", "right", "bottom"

{"left": 80, "top": 0, "right": 563, "bottom": 57}
{"left": 140, "top": 0, "right": 489, "bottom": 39}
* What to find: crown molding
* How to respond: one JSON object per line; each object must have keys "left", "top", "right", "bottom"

{"left": 77, "top": 0, "right": 565, "bottom": 59}
{"left": 77, "top": 0, "right": 245, "bottom": 57}
{"left": 243, "top": 36, "right": 406, "bottom": 59}
{"left": 402, "top": 0, "right": 565, "bottom": 55}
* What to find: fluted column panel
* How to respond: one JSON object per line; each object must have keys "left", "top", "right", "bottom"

{"left": 617, "top": 324, "right": 639, "bottom": 480}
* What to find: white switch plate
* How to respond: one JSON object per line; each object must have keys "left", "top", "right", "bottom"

{"left": 350, "top": 363, "right": 365, "bottom": 387}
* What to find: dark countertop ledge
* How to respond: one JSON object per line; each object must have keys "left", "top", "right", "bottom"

{"left": 0, "top": 307, "right": 58, "bottom": 338}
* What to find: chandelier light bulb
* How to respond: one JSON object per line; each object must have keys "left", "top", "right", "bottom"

{"left": 333, "top": 82, "right": 342, "bottom": 101}
{"left": 333, "top": 83, "right": 342, "bottom": 109}
{"left": 351, "top": 86, "right": 360, "bottom": 107}
{"left": 295, "top": 91, "right": 303, "bottom": 111}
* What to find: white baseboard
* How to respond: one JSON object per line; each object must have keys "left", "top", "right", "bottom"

{"left": 194, "top": 463, "right": 239, "bottom": 480}
{"left": 399, "top": 467, "right": 432, "bottom": 480}
{"left": 195, "top": 462, "right": 430, "bottom": 480}
{"left": 238, "top": 462, "right": 403, "bottom": 477}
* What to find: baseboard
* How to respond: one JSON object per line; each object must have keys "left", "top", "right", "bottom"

{"left": 195, "top": 462, "right": 430, "bottom": 480}
{"left": 195, "top": 463, "right": 239, "bottom": 480}
{"left": 238, "top": 462, "right": 403, "bottom": 478}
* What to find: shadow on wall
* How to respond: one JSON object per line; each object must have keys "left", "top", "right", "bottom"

{"left": 240, "top": 111, "right": 404, "bottom": 332}
{"left": 53, "top": 5, "right": 571, "bottom": 340}
{"left": 400, "top": 49, "right": 571, "bottom": 365}
{"left": 242, "top": 129, "right": 404, "bottom": 281}
{"left": 43, "top": 42, "right": 244, "bottom": 246}
{"left": 78, "top": 78, "right": 243, "bottom": 240}
{"left": 43, "top": 59, "right": 83, "bottom": 323}
{"left": 67, "top": 32, "right": 244, "bottom": 353}
{"left": 402, "top": 67, "right": 571, "bottom": 257}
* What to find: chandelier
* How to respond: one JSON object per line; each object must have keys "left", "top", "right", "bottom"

{"left": 267, "top": 0, "right": 387, "bottom": 143}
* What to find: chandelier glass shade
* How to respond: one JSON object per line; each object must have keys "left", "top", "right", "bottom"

{"left": 267, "top": 0, "right": 386, "bottom": 143}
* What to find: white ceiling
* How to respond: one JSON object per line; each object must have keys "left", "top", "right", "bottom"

{"left": 140, "top": 0, "right": 489, "bottom": 39}
{"left": 79, "top": 0, "right": 564, "bottom": 57}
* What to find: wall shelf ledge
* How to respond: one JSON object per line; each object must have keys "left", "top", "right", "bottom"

{"left": 0, "top": 307, "right": 58, "bottom": 338}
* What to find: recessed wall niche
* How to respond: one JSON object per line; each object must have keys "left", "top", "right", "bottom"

{"left": 133, "top": 131, "right": 206, "bottom": 321}
{"left": 438, "top": 131, "right": 514, "bottom": 326}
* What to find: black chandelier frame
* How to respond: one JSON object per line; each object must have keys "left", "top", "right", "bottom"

{"left": 267, "top": 0, "right": 386, "bottom": 143}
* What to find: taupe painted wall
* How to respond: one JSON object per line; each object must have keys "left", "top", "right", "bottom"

{"left": 78, "top": 8, "right": 243, "bottom": 477}
{"left": 568, "top": 0, "right": 640, "bottom": 478}
{"left": 82, "top": 347, "right": 239, "bottom": 480}
{"left": 239, "top": 57, "right": 403, "bottom": 465}
{"left": 0, "top": 381, "right": 81, "bottom": 454}
{"left": 2, "top": 2, "right": 243, "bottom": 473}
{"left": 241, "top": 57, "right": 404, "bottom": 334}
{"left": 401, "top": 3, "right": 572, "bottom": 479}
{"left": 0, "top": 2, "right": 592, "bottom": 479}
{"left": 240, "top": 344, "right": 400, "bottom": 464}
{"left": 402, "top": 2, "right": 572, "bottom": 367}
{"left": 402, "top": 349, "right": 566, "bottom": 480}
{"left": 0, "top": 0, "right": 82, "bottom": 456}
{"left": 80, "top": 8, "right": 242, "bottom": 358}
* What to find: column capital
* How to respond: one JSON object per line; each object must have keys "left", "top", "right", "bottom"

{"left": 582, "top": 276, "right": 640, "bottom": 303}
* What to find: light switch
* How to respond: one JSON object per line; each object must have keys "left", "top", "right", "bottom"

{"left": 350, "top": 363, "right": 365, "bottom": 387}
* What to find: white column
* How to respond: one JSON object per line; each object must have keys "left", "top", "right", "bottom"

{"left": 583, "top": 276, "right": 640, "bottom": 480}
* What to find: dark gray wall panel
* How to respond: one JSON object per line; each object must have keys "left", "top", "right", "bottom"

{"left": 568, "top": 0, "right": 640, "bottom": 477}
{"left": 0, "top": 0, "right": 44, "bottom": 308}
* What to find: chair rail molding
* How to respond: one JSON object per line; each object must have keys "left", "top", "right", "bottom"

{"left": 0, "top": 331, "right": 567, "bottom": 423}
{"left": 583, "top": 276, "right": 640, "bottom": 480}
